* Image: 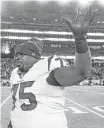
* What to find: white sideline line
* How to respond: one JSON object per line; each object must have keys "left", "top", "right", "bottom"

{"left": 0, "top": 94, "right": 11, "bottom": 108}
{"left": 0, "top": 87, "right": 11, "bottom": 89}
{"left": 0, "top": 94, "right": 11, "bottom": 96}
{"left": 66, "top": 97, "right": 104, "bottom": 119}
{"left": 69, "top": 88, "right": 88, "bottom": 92}
{"left": 69, "top": 88, "right": 104, "bottom": 95}
{"left": 94, "top": 92, "right": 104, "bottom": 95}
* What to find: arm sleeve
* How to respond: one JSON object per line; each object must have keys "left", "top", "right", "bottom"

{"left": 46, "top": 55, "right": 69, "bottom": 86}
{"left": 46, "top": 69, "right": 61, "bottom": 86}
{"left": 9, "top": 68, "right": 18, "bottom": 90}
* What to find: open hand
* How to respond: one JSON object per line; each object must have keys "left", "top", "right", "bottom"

{"left": 62, "top": 4, "right": 97, "bottom": 37}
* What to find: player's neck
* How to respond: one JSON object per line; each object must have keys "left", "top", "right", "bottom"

{"left": 17, "top": 68, "right": 30, "bottom": 79}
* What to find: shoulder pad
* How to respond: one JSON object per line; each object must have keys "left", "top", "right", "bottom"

{"left": 47, "top": 55, "right": 69, "bottom": 71}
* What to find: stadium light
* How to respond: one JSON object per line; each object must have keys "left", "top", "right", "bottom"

{"left": 1, "top": 36, "right": 104, "bottom": 43}
{"left": 5, "top": 46, "right": 10, "bottom": 54}
{"left": 77, "top": 0, "right": 94, "bottom": 6}
{"left": 57, "top": 0, "right": 72, "bottom": 6}
{"left": 1, "top": 29, "right": 104, "bottom": 36}
{"left": 37, "top": 0, "right": 51, "bottom": 3}
{"left": 98, "top": 0, "right": 104, "bottom": 5}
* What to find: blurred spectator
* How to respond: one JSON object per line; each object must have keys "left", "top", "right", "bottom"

{"left": 1, "top": 45, "right": 104, "bottom": 86}
{"left": 1, "top": 58, "right": 16, "bottom": 86}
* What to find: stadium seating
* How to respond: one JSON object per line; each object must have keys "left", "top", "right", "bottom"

{"left": 1, "top": 1, "right": 104, "bottom": 86}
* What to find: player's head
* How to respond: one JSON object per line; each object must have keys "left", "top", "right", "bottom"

{"left": 16, "top": 37, "right": 43, "bottom": 72}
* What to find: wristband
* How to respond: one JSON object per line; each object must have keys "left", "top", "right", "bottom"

{"left": 75, "top": 35, "right": 89, "bottom": 53}
{"left": 75, "top": 35, "right": 87, "bottom": 41}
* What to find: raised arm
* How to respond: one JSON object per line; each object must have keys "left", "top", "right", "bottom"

{"left": 54, "top": 5, "right": 96, "bottom": 87}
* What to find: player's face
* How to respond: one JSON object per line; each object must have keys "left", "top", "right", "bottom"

{"left": 16, "top": 53, "right": 37, "bottom": 72}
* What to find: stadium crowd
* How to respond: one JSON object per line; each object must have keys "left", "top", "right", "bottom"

{"left": 1, "top": 48, "right": 104, "bottom": 87}
{"left": 1, "top": 1, "right": 104, "bottom": 87}
{"left": 1, "top": 58, "right": 15, "bottom": 86}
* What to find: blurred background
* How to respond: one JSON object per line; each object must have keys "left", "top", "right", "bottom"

{"left": 1, "top": 0, "right": 104, "bottom": 86}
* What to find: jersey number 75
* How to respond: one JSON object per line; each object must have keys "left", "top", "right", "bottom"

{"left": 12, "top": 81, "right": 37, "bottom": 111}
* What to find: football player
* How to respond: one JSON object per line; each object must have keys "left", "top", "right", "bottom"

{"left": 8, "top": 5, "right": 96, "bottom": 128}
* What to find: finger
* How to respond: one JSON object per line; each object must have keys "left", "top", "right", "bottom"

{"left": 61, "top": 16, "right": 72, "bottom": 23}
{"left": 88, "top": 10, "right": 97, "bottom": 25}
{"left": 84, "top": 4, "right": 93, "bottom": 16}
{"left": 61, "top": 17, "right": 73, "bottom": 31}
{"left": 74, "top": 4, "right": 85, "bottom": 22}
{"left": 89, "top": 10, "right": 96, "bottom": 23}
{"left": 77, "top": 4, "right": 85, "bottom": 16}
{"left": 84, "top": 4, "right": 94, "bottom": 24}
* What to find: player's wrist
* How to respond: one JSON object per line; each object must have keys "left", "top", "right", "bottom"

{"left": 75, "top": 35, "right": 89, "bottom": 53}
{"left": 75, "top": 34, "right": 87, "bottom": 42}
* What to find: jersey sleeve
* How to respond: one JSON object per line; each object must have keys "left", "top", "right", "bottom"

{"left": 47, "top": 55, "right": 69, "bottom": 72}
{"left": 10, "top": 68, "right": 18, "bottom": 89}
